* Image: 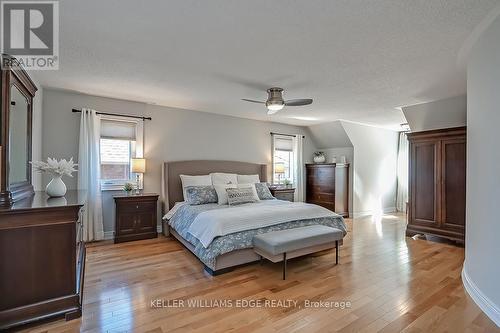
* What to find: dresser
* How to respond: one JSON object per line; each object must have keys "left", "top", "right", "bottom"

{"left": 306, "top": 163, "right": 349, "bottom": 217}
{"left": 0, "top": 191, "right": 86, "bottom": 330}
{"left": 269, "top": 186, "right": 295, "bottom": 202}
{"left": 407, "top": 127, "right": 466, "bottom": 243}
{"left": 114, "top": 193, "right": 159, "bottom": 243}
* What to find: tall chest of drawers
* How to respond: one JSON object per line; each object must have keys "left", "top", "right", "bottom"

{"left": 305, "top": 163, "right": 349, "bottom": 217}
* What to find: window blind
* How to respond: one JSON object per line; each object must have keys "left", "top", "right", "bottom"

{"left": 274, "top": 137, "right": 293, "bottom": 152}
{"left": 101, "top": 120, "right": 136, "bottom": 140}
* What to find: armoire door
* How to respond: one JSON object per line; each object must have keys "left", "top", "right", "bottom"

{"left": 410, "top": 140, "right": 439, "bottom": 227}
{"left": 440, "top": 137, "right": 466, "bottom": 231}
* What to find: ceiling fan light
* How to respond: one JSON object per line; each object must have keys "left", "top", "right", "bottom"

{"left": 266, "top": 101, "right": 284, "bottom": 112}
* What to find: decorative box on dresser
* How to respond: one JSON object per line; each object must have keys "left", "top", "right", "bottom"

{"left": 114, "top": 193, "right": 159, "bottom": 243}
{"left": 407, "top": 127, "right": 466, "bottom": 243}
{"left": 306, "top": 163, "right": 349, "bottom": 217}
{"left": 0, "top": 191, "right": 86, "bottom": 330}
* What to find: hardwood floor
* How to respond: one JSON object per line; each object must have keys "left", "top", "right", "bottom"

{"left": 16, "top": 214, "right": 499, "bottom": 332}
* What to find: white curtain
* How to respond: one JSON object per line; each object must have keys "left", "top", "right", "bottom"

{"left": 396, "top": 132, "right": 409, "bottom": 212}
{"left": 293, "top": 135, "right": 305, "bottom": 202}
{"left": 78, "top": 109, "right": 104, "bottom": 241}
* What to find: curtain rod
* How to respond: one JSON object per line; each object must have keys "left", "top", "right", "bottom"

{"left": 72, "top": 109, "right": 152, "bottom": 121}
{"left": 270, "top": 132, "right": 305, "bottom": 138}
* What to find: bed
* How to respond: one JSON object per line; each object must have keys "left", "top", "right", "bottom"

{"left": 161, "top": 160, "right": 347, "bottom": 275}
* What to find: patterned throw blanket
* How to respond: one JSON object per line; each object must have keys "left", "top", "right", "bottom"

{"left": 165, "top": 200, "right": 347, "bottom": 270}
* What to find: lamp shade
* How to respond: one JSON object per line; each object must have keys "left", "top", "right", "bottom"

{"left": 131, "top": 158, "right": 146, "bottom": 173}
{"left": 275, "top": 163, "right": 285, "bottom": 174}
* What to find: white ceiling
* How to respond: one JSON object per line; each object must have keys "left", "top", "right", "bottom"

{"left": 33, "top": 0, "right": 499, "bottom": 129}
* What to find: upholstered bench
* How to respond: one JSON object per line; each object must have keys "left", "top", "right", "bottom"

{"left": 253, "top": 225, "right": 344, "bottom": 279}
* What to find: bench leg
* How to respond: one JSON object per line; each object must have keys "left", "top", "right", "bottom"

{"left": 283, "top": 253, "right": 287, "bottom": 280}
{"left": 335, "top": 240, "right": 339, "bottom": 265}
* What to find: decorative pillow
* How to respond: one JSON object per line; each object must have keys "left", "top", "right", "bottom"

{"left": 237, "top": 174, "right": 260, "bottom": 184}
{"left": 185, "top": 186, "right": 218, "bottom": 205}
{"left": 180, "top": 174, "right": 212, "bottom": 200}
{"left": 255, "top": 182, "right": 275, "bottom": 200}
{"left": 214, "top": 183, "right": 237, "bottom": 205}
{"left": 237, "top": 183, "right": 260, "bottom": 201}
{"left": 226, "top": 187, "right": 259, "bottom": 206}
{"left": 211, "top": 172, "right": 238, "bottom": 185}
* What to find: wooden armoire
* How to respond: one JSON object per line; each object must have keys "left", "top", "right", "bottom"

{"left": 407, "top": 127, "right": 466, "bottom": 243}
{"left": 306, "top": 163, "right": 349, "bottom": 217}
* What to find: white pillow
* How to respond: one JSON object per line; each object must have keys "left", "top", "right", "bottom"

{"left": 237, "top": 174, "right": 260, "bottom": 184}
{"left": 237, "top": 183, "right": 260, "bottom": 201}
{"left": 180, "top": 174, "right": 212, "bottom": 200}
{"left": 211, "top": 172, "right": 238, "bottom": 185}
{"left": 214, "top": 183, "right": 237, "bottom": 205}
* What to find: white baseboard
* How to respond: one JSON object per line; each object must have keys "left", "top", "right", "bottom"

{"left": 462, "top": 263, "right": 500, "bottom": 327}
{"left": 103, "top": 225, "right": 163, "bottom": 241}
{"left": 352, "top": 207, "right": 396, "bottom": 218}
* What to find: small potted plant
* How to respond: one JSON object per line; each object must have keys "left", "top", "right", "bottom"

{"left": 283, "top": 179, "right": 292, "bottom": 188}
{"left": 313, "top": 151, "right": 326, "bottom": 163}
{"left": 123, "top": 182, "right": 134, "bottom": 194}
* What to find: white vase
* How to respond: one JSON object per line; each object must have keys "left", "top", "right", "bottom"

{"left": 313, "top": 155, "right": 326, "bottom": 163}
{"left": 46, "top": 176, "right": 67, "bottom": 197}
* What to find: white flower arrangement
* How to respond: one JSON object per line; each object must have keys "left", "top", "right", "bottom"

{"left": 31, "top": 157, "right": 78, "bottom": 178}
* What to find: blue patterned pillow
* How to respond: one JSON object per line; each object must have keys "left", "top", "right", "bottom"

{"left": 255, "top": 182, "right": 274, "bottom": 200}
{"left": 185, "top": 186, "right": 218, "bottom": 205}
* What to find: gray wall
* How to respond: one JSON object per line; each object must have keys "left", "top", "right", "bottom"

{"left": 42, "top": 88, "right": 316, "bottom": 234}
{"left": 341, "top": 121, "right": 398, "bottom": 216}
{"left": 402, "top": 95, "right": 467, "bottom": 132}
{"left": 465, "top": 13, "right": 500, "bottom": 325}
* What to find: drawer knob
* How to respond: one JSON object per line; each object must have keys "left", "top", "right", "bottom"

{"left": 136, "top": 205, "right": 139, "bottom": 209}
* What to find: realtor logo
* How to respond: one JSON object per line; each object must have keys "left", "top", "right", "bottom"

{"left": 1, "top": 0, "right": 59, "bottom": 70}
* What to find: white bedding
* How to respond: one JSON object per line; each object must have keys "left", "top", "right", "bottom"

{"left": 187, "top": 200, "right": 338, "bottom": 248}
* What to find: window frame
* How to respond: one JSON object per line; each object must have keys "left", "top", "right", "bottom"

{"left": 271, "top": 134, "right": 295, "bottom": 185}
{"left": 99, "top": 115, "right": 144, "bottom": 191}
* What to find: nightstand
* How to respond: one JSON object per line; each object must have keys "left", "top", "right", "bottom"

{"left": 269, "top": 186, "right": 296, "bottom": 202}
{"left": 113, "top": 193, "right": 159, "bottom": 243}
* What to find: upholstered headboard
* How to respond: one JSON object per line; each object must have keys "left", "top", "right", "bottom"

{"left": 161, "top": 160, "right": 267, "bottom": 212}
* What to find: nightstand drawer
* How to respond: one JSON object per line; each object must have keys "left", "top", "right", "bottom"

{"left": 118, "top": 201, "right": 156, "bottom": 213}
{"left": 270, "top": 188, "right": 295, "bottom": 202}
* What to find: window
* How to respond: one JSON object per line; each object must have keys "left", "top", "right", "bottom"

{"left": 272, "top": 136, "right": 295, "bottom": 184}
{"left": 99, "top": 117, "right": 143, "bottom": 190}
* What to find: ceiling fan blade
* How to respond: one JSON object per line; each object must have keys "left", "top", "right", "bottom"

{"left": 284, "top": 98, "right": 313, "bottom": 106}
{"left": 242, "top": 98, "right": 265, "bottom": 104}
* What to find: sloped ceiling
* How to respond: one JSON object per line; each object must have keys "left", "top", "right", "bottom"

{"left": 308, "top": 121, "right": 352, "bottom": 149}
{"left": 31, "top": 0, "right": 499, "bottom": 128}
{"left": 402, "top": 95, "right": 467, "bottom": 132}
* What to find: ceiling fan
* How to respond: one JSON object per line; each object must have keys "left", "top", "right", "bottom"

{"left": 242, "top": 87, "right": 313, "bottom": 115}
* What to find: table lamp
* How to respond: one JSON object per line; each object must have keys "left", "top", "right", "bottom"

{"left": 131, "top": 158, "right": 146, "bottom": 194}
{"left": 275, "top": 163, "right": 285, "bottom": 185}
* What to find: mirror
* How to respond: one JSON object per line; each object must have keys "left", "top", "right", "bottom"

{"left": 0, "top": 54, "right": 37, "bottom": 206}
{"left": 8, "top": 85, "right": 29, "bottom": 185}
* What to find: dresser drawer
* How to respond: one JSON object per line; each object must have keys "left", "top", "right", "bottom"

{"left": 309, "top": 192, "right": 335, "bottom": 203}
